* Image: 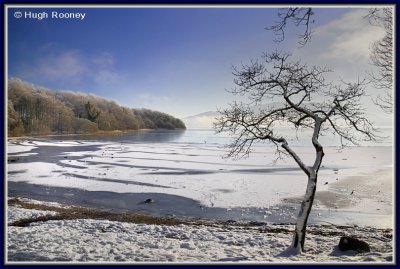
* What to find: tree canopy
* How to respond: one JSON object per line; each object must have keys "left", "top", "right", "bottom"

{"left": 7, "top": 79, "right": 186, "bottom": 137}
{"left": 214, "top": 51, "right": 379, "bottom": 253}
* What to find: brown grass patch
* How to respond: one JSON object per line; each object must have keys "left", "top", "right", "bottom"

{"left": 7, "top": 198, "right": 393, "bottom": 240}
{"left": 8, "top": 198, "right": 194, "bottom": 227}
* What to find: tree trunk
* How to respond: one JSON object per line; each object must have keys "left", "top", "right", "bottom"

{"left": 291, "top": 172, "right": 318, "bottom": 253}
{"left": 287, "top": 118, "right": 324, "bottom": 254}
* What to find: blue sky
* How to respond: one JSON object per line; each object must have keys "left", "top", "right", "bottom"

{"left": 7, "top": 6, "right": 391, "bottom": 126}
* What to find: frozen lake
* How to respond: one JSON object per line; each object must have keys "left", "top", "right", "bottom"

{"left": 7, "top": 129, "right": 393, "bottom": 228}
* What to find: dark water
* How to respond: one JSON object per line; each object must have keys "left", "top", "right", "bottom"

{"left": 8, "top": 181, "right": 301, "bottom": 224}
{"left": 37, "top": 127, "right": 393, "bottom": 147}
{"left": 9, "top": 181, "right": 388, "bottom": 227}
{"left": 37, "top": 129, "right": 227, "bottom": 145}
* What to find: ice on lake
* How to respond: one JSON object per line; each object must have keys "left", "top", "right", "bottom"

{"left": 7, "top": 129, "right": 393, "bottom": 228}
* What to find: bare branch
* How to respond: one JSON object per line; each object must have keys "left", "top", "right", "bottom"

{"left": 215, "top": 51, "right": 379, "bottom": 157}
{"left": 266, "top": 8, "right": 314, "bottom": 46}
{"left": 281, "top": 140, "right": 311, "bottom": 176}
{"left": 365, "top": 8, "right": 393, "bottom": 113}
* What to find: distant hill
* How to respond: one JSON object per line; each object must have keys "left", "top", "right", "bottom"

{"left": 183, "top": 111, "right": 220, "bottom": 129}
{"left": 7, "top": 79, "right": 186, "bottom": 137}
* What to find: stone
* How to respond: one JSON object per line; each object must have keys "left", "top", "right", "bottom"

{"left": 144, "top": 198, "right": 154, "bottom": 204}
{"left": 180, "top": 242, "right": 195, "bottom": 250}
{"left": 338, "top": 236, "right": 370, "bottom": 253}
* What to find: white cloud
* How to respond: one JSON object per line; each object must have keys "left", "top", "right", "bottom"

{"left": 93, "top": 69, "right": 121, "bottom": 86}
{"left": 17, "top": 46, "right": 123, "bottom": 91}
{"left": 315, "top": 9, "right": 385, "bottom": 62}
{"left": 31, "top": 50, "right": 88, "bottom": 81}
{"left": 92, "top": 51, "right": 114, "bottom": 67}
{"left": 91, "top": 52, "right": 122, "bottom": 87}
{"left": 136, "top": 93, "right": 173, "bottom": 109}
{"left": 18, "top": 48, "right": 89, "bottom": 81}
{"left": 289, "top": 8, "right": 386, "bottom": 84}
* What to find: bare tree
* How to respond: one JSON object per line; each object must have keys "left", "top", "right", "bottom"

{"left": 365, "top": 8, "right": 393, "bottom": 113}
{"left": 266, "top": 8, "right": 315, "bottom": 46}
{"left": 214, "top": 51, "right": 378, "bottom": 254}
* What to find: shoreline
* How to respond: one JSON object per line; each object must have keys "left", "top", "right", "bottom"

{"left": 8, "top": 196, "right": 393, "bottom": 233}
{"left": 7, "top": 133, "right": 392, "bottom": 148}
{"left": 7, "top": 128, "right": 187, "bottom": 140}
{"left": 7, "top": 197, "right": 394, "bottom": 263}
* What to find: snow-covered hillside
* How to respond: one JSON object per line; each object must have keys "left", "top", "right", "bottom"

{"left": 182, "top": 111, "right": 219, "bottom": 129}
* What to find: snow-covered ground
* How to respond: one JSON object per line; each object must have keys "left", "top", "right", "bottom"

{"left": 7, "top": 206, "right": 58, "bottom": 224}
{"left": 6, "top": 137, "right": 395, "bottom": 263}
{"left": 7, "top": 205, "right": 393, "bottom": 263}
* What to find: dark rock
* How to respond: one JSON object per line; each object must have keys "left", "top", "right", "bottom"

{"left": 8, "top": 157, "right": 20, "bottom": 163}
{"left": 144, "top": 198, "right": 154, "bottom": 204}
{"left": 338, "top": 236, "right": 370, "bottom": 253}
{"left": 249, "top": 221, "right": 265, "bottom": 226}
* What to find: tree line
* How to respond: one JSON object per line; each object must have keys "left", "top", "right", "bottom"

{"left": 7, "top": 79, "right": 186, "bottom": 137}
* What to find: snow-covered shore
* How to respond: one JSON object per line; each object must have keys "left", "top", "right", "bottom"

{"left": 6, "top": 136, "right": 394, "bottom": 263}
{"left": 7, "top": 203, "right": 393, "bottom": 263}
